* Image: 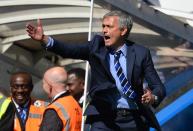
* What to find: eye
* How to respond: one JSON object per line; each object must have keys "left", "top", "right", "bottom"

{"left": 12, "top": 84, "right": 30, "bottom": 89}
{"left": 67, "top": 83, "right": 72, "bottom": 86}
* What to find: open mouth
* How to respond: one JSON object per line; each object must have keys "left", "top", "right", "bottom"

{"left": 16, "top": 95, "right": 24, "bottom": 100}
{"left": 104, "top": 36, "right": 110, "bottom": 40}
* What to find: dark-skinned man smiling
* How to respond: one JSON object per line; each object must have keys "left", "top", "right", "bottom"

{"left": 0, "top": 71, "right": 48, "bottom": 131}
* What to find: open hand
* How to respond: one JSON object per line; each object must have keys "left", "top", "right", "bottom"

{"left": 26, "top": 19, "right": 44, "bottom": 41}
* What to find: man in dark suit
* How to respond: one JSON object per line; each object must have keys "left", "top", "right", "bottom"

{"left": 26, "top": 10, "right": 166, "bottom": 131}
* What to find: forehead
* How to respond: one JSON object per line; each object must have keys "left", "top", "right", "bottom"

{"left": 11, "top": 74, "right": 31, "bottom": 84}
{"left": 67, "top": 73, "right": 80, "bottom": 82}
{"left": 68, "top": 73, "right": 78, "bottom": 80}
{"left": 103, "top": 16, "right": 119, "bottom": 23}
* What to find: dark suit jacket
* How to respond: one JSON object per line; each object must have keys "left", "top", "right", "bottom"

{"left": 39, "top": 93, "right": 70, "bottom": 131}
{"left": 0, "top": 100, "right": 30, "bottom": 131}
{"left": 0, "top": 101, "right": 15, "bottom": 131}
{"left": 48, "top": 35, "right": 166, "bottom": 130}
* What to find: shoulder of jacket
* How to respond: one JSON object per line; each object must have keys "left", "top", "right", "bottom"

{"left": 92, "top": 35, "right": 104, "bottom": 44}
{"left": 133, "top": 43, "right": 148, "bottom": 50}
{"left": 132, "top": 43, "right": 150, "bottom": 54}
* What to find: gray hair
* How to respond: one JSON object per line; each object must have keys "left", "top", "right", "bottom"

{"left": 103, "top": 10, "right": 133, "bottom": 38}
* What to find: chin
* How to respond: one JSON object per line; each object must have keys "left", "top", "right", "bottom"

{"left": 105, "top": 43, "right": 112, "bottom": 47}
{"left": 17, "top": 101, "right": 26, "bottom": 106}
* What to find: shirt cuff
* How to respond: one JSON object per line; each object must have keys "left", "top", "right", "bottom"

{"left": 45, "top": 36, "right": 54, "bottom": 48}
{"left": 153, "top": 95, "right": 159, "bottom": 104}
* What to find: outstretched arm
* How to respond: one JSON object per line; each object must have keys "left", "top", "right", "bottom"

{"left": 26, "top": 19, "right": 91, "bottom": 60}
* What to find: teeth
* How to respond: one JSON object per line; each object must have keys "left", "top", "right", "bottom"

{"left": 17, "top": 96, "right": 23, "bottom": 99}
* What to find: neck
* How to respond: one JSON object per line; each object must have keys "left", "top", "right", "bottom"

{"left": 112, "top": 39, "right": 125, "bottom": 51}
{"left": 111, "top": 44, "right": 124, "bottom": 52}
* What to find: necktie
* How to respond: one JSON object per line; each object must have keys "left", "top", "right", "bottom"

{"left": 18, "top": 107, "right": 27, "bottom": 123}
{"left": 114, "top": 51, "right": 136, "bottom": 99}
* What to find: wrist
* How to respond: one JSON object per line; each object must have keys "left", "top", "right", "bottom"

{"left": 153, "top": 95, "right": 158, "bottom": 104}
{"left": 41, "top": 34, "right": 45, "bottom": 41}
{"left": 41, "top": 34, "right": 49, "bottom": 45}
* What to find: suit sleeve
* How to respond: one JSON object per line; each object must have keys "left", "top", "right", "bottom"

{"left": 143, "top": 49, "right": 166, "bottom": 107}
{"left": 47, "top": 38, "right": 92, "bottom": 60}
{"left": 40, "top": 109, "right": 63, "bottom": 131}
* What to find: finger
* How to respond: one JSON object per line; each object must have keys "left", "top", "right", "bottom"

{"left": 26, "top": 30, "right": 35, "bottom": 38}
{"left": 142, "top": 94, "right": 148, "bottom": 99}
{"left": 142, "top": 99, "right": 148, "bottom": 104}
{"left": 26, "top": 29, "right": 34, "bottom": 35}
{"left": 27, "top": 31, "right": 34, "bottom": 36}
{"left": 37, "top": 19, "right": 42, "bottom": 27}
{"left": 141, "top": 97, "right": 145, "bottom": 102}
{"left": 141, "top": 99, "right": 146, "bottom": 104}
{"left": 145, "top": 100, "right": 149, "bottom": 104}
{"left": 141, "top": 97, "right": 148, "bottom": 103}
{"left": 146, "top": 97, "right": 150, "bottom": 102}
{"left": 26, "top": 23, "right": 35, "bottom": 30}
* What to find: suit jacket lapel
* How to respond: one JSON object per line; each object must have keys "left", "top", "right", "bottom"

{"left": 126, "top": 44, "right": 135, "bottom": 83}
{"left": 98, "top": 47, "right": 114, "bottom": 81}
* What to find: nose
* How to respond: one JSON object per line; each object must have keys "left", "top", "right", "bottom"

{"left": 17, "top": 86, "right": 24, "bottom": 92}
{"left": 66, "top": 86, "right": 69, "bottom": 91}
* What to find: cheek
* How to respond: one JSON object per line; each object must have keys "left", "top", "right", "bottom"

{"left": 24, "top": 90, "right": 32, "bottom": 96}
{"left": 42, "top": 84, "right": 48, "bottom": 92}
{"left": 11, "top": 89, "right": 15, "bottom": 94}
{"left": 44, "top": 88, "right": 49, "bottom": 94}
{"left": 70, "top": 86, "right": 76, "bottom": 91}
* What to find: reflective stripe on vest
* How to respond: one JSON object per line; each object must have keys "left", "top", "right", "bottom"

{"left": 28, "top": 112, "right": 42, "bottom": 119}
{"left": 0, "top": 96, "right": 11, "bottom": 119}
{"left": 52, "top": 102, "right": 70, "bottom": 131}
{"left": 15, "top": 112, "right": 42, "bottom": 119}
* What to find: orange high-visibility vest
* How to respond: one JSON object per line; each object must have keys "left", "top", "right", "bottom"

{"left": 14, "top": 100, "right": 48, "bottom": 131}
{"left": 46, "top": 95, "right": 82, "bottom": 131}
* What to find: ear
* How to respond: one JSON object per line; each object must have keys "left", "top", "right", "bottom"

{"left": 48, "top": 86, "right": 52, "bottom": 98}
{"left": 80, "top": 80, "right": 85, "bottom": 89}
{"left": 120, "top": 27, "right": 128, "bottom": 37}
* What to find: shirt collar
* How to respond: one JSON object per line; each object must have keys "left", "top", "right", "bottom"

{"left": 119, "top": 44, "right": 127, "bottom": 57}
{"left": 53, "top": 91, "right": 67, "bottom": 101}
{"left": 12, "top": 98, "right": 30, "bottom": 109}
{"left": 79, "top": 95, "right": 84, "bottom": 104}
{"left": 109, "top": 43, "right": 127, "bottom": 56}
